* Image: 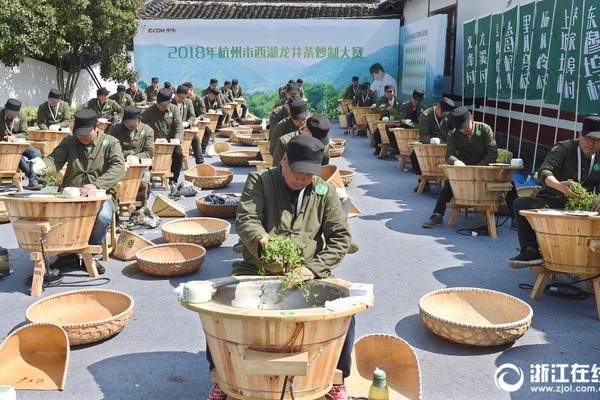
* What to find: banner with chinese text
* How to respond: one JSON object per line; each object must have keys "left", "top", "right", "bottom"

{"left": 463, "top": 19, "right": 478, "bottom": 100}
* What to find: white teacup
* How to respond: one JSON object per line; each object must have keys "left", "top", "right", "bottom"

{"left": 49, "top": 124, "right": 61, "bottom": 131}
{"left": 170, "top": 138, "right": 181, "bottom": 145}
{"left": 0, "top": 386, "right": 16, "bottom": 400}
{"left": 511, "top": 158, "right": 524, "bottom": 166}
{"left": 183, "top": 281, "right": 214, "bottom": 303}
{"left": 430, "top": 138, "right": 441, "bottom": 145}
{"left": 62, "top": 187, "right": 81, "bottom": 198}
{"left": 88, "top": 189, "right": 106, "bottom": 197}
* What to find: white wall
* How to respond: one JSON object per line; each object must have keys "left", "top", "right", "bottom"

{"left": 0, "top": 58, "right": 120, "bottom": 109}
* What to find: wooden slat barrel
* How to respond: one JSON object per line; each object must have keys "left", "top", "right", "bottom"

{"left": 27, "top": 130, "right": 71, "bottom": 156}
{"left": 440, "top": 165, "right": 520, "bottom": 207}
{"left": 414, "top": 144, "right": 447, "bottom": 177}
{"left": 117, "top": 164, "right": 147, "bottom": 210}
{"left": 182, "top": 129, "right": 197, "bottom": 157}
{"left": 352, "top": 106, "right": 372, "bottom": 126}
{"left": 521, "top": 210, "right": 600, "bottom": 275}
{"left": 365, "top": 114, "right": 381, "bottom": 135}
{"left": 206, "top": 113, "right": 221, "bottom": 133}
{"left": 0, "top": 142, "right": 29, "bottom": 173}
{"left": 0, "top": 194, "right": 108, "bottom": 252}
{"left": 320, "top": 165, "right": 345, "bottom": 189}
{"left": 152, "top": 143, "right": 177, "bottom": 174}
{"left": 390, "top": 128, "right": 420, "bottom": 157}
{"left": 338, "top": 100, "right": 353, "bottom": 113}
{"left": 223, "top": 105, "right": 234, "bottom": 119}
{"left": 256, "top": 141, "right": 273, "bottom": 164}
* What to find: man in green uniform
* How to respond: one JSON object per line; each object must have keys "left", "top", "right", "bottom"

{"left": 398, "top": 89, "right": 427, "bottom": 128}
{"left": 207, "top": 135, "right": 354, "bottom": 400}
{"left": 172, "top": 85, "right": 197, "bottom": 128}
{"left": 141, "top": 88, "right": 184, "bottom": 183}
{"left": 44, "top": 109, "right": 125, "bottom": 270}
{"left": 269, "top": 84, "right": 299, "bottom": 126}
{"left": 509, "top": 116, "right": 600, "bottom": 267}
{"left": 278, "top": 79, "right": 296, "bottom": 99}
{"left": 163, "top": 81, "right": 175, "bottom": 96}
{"left": 271, "top": 115, "right": 331, "bottom": 167}
{"left": 36, "top": 89, "right": 70, "bottom": 130}
{"left": 339, "top": 76, "right": 360, "bottom": 100}
{"left": 296, "top": 78, "right": 306, "bottom": 99}
{"left": 372, "top": 85, "right": 401, "bottom": 156}
{"left": 81, "top": 87, "right": 123, "bottom": 123}
{"left": 201, "top": 78, "right": 219, "bottom": 97}
{"left": 203, "top": 89, "right": 226, "bottom": 130}
{"left": 230, "top": 79, "right": 247, "bottom": 118}
{"left": 145, "top": 77, "right": 160, "bottom": 103}
{"left": 268, "top": 98, "right": 308, "bottom": 154}
{"left": 109, "top": 85, "right": 135, "bottom": 108}
{"left": 346, "top": 82, "right": 378, "bottom": 135}
{"left": 126, "top": 77, "right": 147, "bottom": 106}
{"left": 184, "top": 82, "right": 212, "bottom": 158}
{"left": 273, "top": 82, "right": 299, "bottom": 108}
{"left": 220, "top": 81, "right": 235, "bottom": 104}
{"left": 108, "top": 106, "right": 154, "bottom": 207}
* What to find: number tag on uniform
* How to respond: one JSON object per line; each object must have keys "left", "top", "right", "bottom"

{"left": 102, "top": 139, "right": 110, "bottom": 146}
{"left": 315, "top": 184, "right": 328, "bottom": 196}
{"left": 594, "top": 163, "right": 600, "bottom": 172}
{"left": 140, "top": 129, "right": 145, "bottom": 137}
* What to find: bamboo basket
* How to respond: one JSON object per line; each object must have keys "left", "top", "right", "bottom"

{"left": 339, "top": 170, "right": 355, "bottom": 186}
{"left": 242, "top": 118, "right": 262, "bottom": 126}
{"left": 116, "top": 164, "right": 146, "bottom": 209}
{"left": 0, "top": 323, "right": 69, "bottom": 391}
{"left": 0, "top": 194, "right": 108, "bottom": 252}
{"left": 151, "top": 194, "right": 186, "bottom": 217}
{"left": 219, "top": 150, "right": 258, "bottom": 167}
{"left": 347, "top": 334, "right": 421, "bottom": 400}
{"left": 112, "top": 229, "right": 154, "bottom": 261}
{"left": 330, "top": 139, "right": 346, "bottom": 147}
{"left": 413, "top": 144, "right": 447, "bottom": 177}
{"left": 238, "top": 124, "right": 267, "bottom": 135}
{"left": 419, "top": 287, "right": 532, "bottom": 347}
{"left": 338, "top": 99, "right": 353, "bottom": 113}
{"left": 439, "top": 165, "right": 520, "bottom": 207}
{"left": 328, "top": 144, "right": 345, "bottom": 158}
{"left": 181, "top": 276, "right": 372, "bottom": 400}
{"left": 196, "top": 193, "right": 241, "bottom": 219}
{"left": 249, "top": 160, "right": 271, "bottom": 171}
{"left": 152, "top": 142, "right": 178, "bottom": 174}
{"left": 0, "top": 142, "right": 29, "bottom": 173}
{"left": 218, "top": 127, "right": 252, "bottom": 138}
{"left": 521, "top": 210, "right": 600, "bottom": 275}
{"left": 237, "top": 133, "right": 268, "bottom": 147}
{"left": 256, "top": 141, "right": 273, "bottom": 164}
{"left": 184, "top": 164, "right": 233, "bottom": 189}
{"left": 213, "top": 142, "right": 230, "bottom": 154}
{"left": 517, "top": 185, "right": 541, "bottom": 197}
{"left": 162, "top": 217, "right": 231, "bottom": 248}
{"left": 365, "top": 114, "right": 381, "bottom": 134}
{"left": 135, "top": 243, "right": 206, "bottom": 277}
{"left": 26, "top": 130, "right": 71, "bottom": 156}
{"left": 26, "top": 289, "right": 135, "bottom": 346}
{"left": 390, "top": 128, "right": 420, "bottom": 157}
{"left": 320, "top": 165, "right": 345, "bottom": 189}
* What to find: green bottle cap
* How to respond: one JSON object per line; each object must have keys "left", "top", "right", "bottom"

{"left": 373, "top": 367, "right": 387, "bottom": 387}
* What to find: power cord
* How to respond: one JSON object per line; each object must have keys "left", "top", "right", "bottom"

{"left": 456, "top": 214, "right": 511, "bottom": 236}
{"left": 519, "top": 273, "right": 600, "bottom": 300}
{"left": 25, "top": 269, "right": 111, "bottom": 291}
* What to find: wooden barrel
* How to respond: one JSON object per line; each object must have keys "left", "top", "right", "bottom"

{"left": 117, "top": 164, "right": 147, "bottom": 208}
{"left": 440, "top": 165, "right": 520, "bottom": 207}
{"left": 152, "top": 143, "right": 177, "bottom": 173}
{"left": 206, "top": 113, "right": 221, "bottom": 133}
{"left": 413, "top": 144, "right": 447, "bottom": 177}
{"left": 27, "top": 130, "right": 71, "bottom": 156}
{"left": 320, "top": 165, "right": 344, "bottom": 189}
{"left": 256, "top": 141, "right": 273, "bottom": 164}
{"left": 181, "top": 276, "right": 371, "bottom": 400}
{"left": 365, "top": 114, "right": 381, "bottom": 134}
{"left": 182, "top": 129, "right": 198, "bottom": 156}
{"left": 0, "top": 194, "right": 108, "bottom": 252}
{"left": 352, "top": 106, "right": 372, "bottom": 126}
{"left": 338, "top": 100, "right": 353, "bottom": 113}
{"left": 390, "top": 128, "right": 420, "bottom": 156}
{"left": 521, "top": 210, "right": 600, "bottom": 275}
{"left": 0, "top": 142, "right": 30, "bottom": 173}
{"left": 223, "top": 105, "right": 234, "bottom": 119}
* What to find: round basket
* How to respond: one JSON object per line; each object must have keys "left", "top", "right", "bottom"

{"left": 112, "top": 230, "right": 154, "bottom": 261}
{"left": 237, "top": 134, "right": 267, "bottom": 146}
{"left": 339, "top": 169, "right": 355, "bottom": 186}
{"left": 329, "top": 144, "right": 345, "bottom": 158}
{"left": 419, "top": 287, "right": 532, "bottom": 347}
{"left": 219, "top": 151, "right": 258, "bottom": 167}
{"left": 330, "top": 138, "right": 346, "bottom": 147}
{"left": 184, "top": 165, "right": 233, "bottom": 189}
{"left": 25, "top": 289, "right": 134, "bottom": 346}
{"left": 136, "top": 243, "right": 206, "bottom": 276}
{"left": 218, "top": 127, "right": 253, "bottom": 138}
{"left": 196, "top": 193, "right": 241, "bottom": 219}
{"left": 162, "top": 217, "right": 231, "bottom": 248}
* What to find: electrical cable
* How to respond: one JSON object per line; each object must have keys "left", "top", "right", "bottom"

{"left": 519, "top": 273, "right": 600, "bottom": 300}
{"left": 279, "top": 376, "right": 288, "bottom": 400}
{"left": 456, "top": 214, "right": 511, "bottom": 236}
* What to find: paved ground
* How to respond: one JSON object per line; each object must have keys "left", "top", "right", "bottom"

{"left": 1, "top": 124, "right": 599, "bottom": 400}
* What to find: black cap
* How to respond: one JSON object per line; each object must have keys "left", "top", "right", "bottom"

{"left": 412, "top": 89, "right": 425, "bottom": 102}
{"left": 151, "top": 77, "right": 159, "bottom": 83}
{"left": 210, "top": 78, "right": 218, "bottom": 84}
{"left": 157, "top": 88, "right": 172, "bottom": 105}
{"left": 286, "top": 83, "right": 299, "bottom": 95}
{"left": 123, "top": 106, "right": 141, "bottom": 125}
{"left": 286, "top": 135, "right": 324, "bottom": 176}
{"left": 209, "top": 89, "right": 220, "bottom": 96}
{"left": 439, "top": 97, "right": 455, "bottom": 113}
{"left": 97, "top": 87, "right": 109, "bottom": 96}
{"left": 182, "top": 81, "right": 193, "bottom": 88}
{"left": 582, "top": 116, "right": 600, "bottom": 139}
{"left": 164, "top": 81, "right": 172, "bottom": 88}
{"left": 224, "top": 80, "right": 231, "bottom": 86}
{"left": 176, "top": 85, "right": 188, "bottom": 96}
{"left": 289, "top": 99, "right": 308, "bottom": 120}
{"left": 452, "top": 107, "right": 472, "bottom": 130}
{"left": 232, "top": 79, "right": 239, "bottom": 85}
{"left": 360, "top": 83, "right": 370, "bottom": 90}
{"left": 127, "top": 77, "right": 136, "bottom": 84}
{"left": 384, "top": 85, "right": 394, "bottom": 92}
{"left": 117, "top": 84, "right": 126, "bottom": 92}
{"left": 73, "top": 109, "right": 98, "bottom": 136}
{"left": 306, "top": 115, "right": 330, "bottom": 145}
{"left": 288, "top": 80, "right": 295, "bottom": 84}
{"left": 4, "top": 99, "right": 21, "bottom": 113}
{"left": 352, "top": 76, "right": 359, "bottom": 82}
{"left": 296, "top": 78, "right": 303, "bottom": 84}
{"left": 48, "top": 89, "right": 61, "bottom": 100}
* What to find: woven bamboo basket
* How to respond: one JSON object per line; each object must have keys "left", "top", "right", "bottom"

{"left": 521, "top": 210, "right": 600, "bottom": 275}
{"left": 112, "top": 229, "right": 154, "bottom": 261}
{"left": 419, "top": 287, "right": 532, "bottom": 347}
{"left": 213, "top": 142, "right": 230, "bottom": 154}
{"left": 162, "top": 217, "right": 231, "bottom": 248}
{"left": 390, "top": 128, "right": 420, "bottom": 157}
{"left": 152, "top": 142, "right": 178, "bottom": 174}
{"left": 26, "top": 289, "right": 134, "bottom": 346}
{"left": 249, "top": 160, "right": 271, "bottom": 171}
{"left": 196, "top": 193, "right": 241, "bottom": 219}
{"left": 184, "top": 164, "right": 233, "bottom": 189}
{"left": 0, "top": 142, "right": 30, "bottom": 173}
{"left": 0, "top": 323, "right": 69, "bottom": 391}
{"left": 135, "top": 243, "right": 206, "bottom": 277}
{"left": 241, "top": 118, "right": 262, "bottom": 126}
{"left": 413, "top": 144, "right": 447, "bottom": 177}
{"left": 328, "top": 144, "right": 345, "bottom": 158}
{"left": 338, "top": 99, "right": 353, "bottom": 113}
{"left": 347, "top": 334, "right": 421, "bottom": 400}
{"left": 219, "top": 150, "right": 258, "bottom": 167}
{"left": 181, "top": 276, "right": 372, "bottom": 400}
{"left": 239, "top": 124, "right": 267, "bottom": 135}
{"left": 237, "top": 133, "right": 268, "bottom": 147}
{"left": 439, "top": 165, "right": 520, "bottom": 207}
{"left": 151, "top": 194, "right": 186, "bottom": 217}
{"left": 218, "top": 127, "right": 252, "bottom": 138}
{"left": 116, "top": 164, "right": 146, "bottom": 209}
{"left": 339, "top": 169, "right": 355, "bottom": 186}
{"left": 27, "top": 130, "right": 71, "bottom": 156}
{"left": 330, "top": 138, "right": 346, "bottom": 147}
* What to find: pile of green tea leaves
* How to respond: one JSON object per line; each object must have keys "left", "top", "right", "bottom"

{"left": 565, "top": 182, "right": 598, "bottom": 211}
{"left": 39, "top": 167, "right": 58, "bottom": 187}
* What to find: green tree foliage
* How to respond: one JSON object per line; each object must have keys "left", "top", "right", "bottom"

{"left": 0, "top": 0, "right": 143, "bottom": 104}
{"left": 246, "top": 91, "right": 278, "bottom": 119}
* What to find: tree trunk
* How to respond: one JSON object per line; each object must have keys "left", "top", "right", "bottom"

{"left": 56, "top": 47, "right": 83, "bottom": 106}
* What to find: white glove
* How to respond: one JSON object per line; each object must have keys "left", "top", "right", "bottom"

{"left": 31, "top": 157, "right": 46, "bottom": 174}
{"left": 371, "top": 104, "right": 376, "bottom": 108}
{"left": 404, "top": 119, "right": 412, "bottom": 126}
{"left": 182, "top": 121, "right": 190, "bottom": 128}
{"left": 454, "top": 160, "right": 466, "bottom": 166}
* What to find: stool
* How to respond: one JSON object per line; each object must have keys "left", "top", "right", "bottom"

{"left": 102, "top": 213, "right": 117, "bottom": 261}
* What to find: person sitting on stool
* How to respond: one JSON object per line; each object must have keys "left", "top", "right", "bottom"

{"left": 373, "top": 85, "right": 401, "bottom": 156}
{"left": 347, "top": 82, "right": 378, "bottom": 135}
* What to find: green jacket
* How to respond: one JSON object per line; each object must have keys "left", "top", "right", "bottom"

{"left": 419, "top": 104, "right": 454, "bottom": 143}
{"left": 445, "top": 122, "right": 498, "bottom": 166}
{"left": 43, "top": 132, "right": 125, "bottom": 207}
{"left": 269, "top": 117, "right": 297, "bottom": 154}
{"left": 109, "top": 93, "right": 135, "bottom": 108}
{"left": 220, "top": 88, "right": 235, "bottom": 103}
{"left": 190, "top": 94, "right": 207, "bottom": 117}
{"left": 340, "top": 84, "right": 360, "bottom": 100}
{"left": 107, "top": 122, "right": 154, "bottom": 159}
{"left": 125, "top": 88, "right": 147, "bottom": 106}
{"left": 398, "top": 101, "right": 427, "bottom": 123}
{"left": 235, "top": 167, "right": 351, "bottom": 277}
{"left": 201, "top": 87, "right": 212, "bottom": 97}
{"left": 1, "top": 110, "right": 28, "bottom": 139}
{"left": 140, "top": 103, "right": 183, "bottom": 142}
{"left": 36, "top": 101, "right": 70, "bottom": 130}
{"left": 352, "top": 90, "right": 378, "bottom": 107}
{"left": 271, "top": 131, "right": 330, "bottom": 167}
{"left": 171, "top": 98, "right": 196, "bottom": 126}
{"left": 231, "top": 84, "right": 244, "bottom": 98}
{"left": 203, "top": 95, "right": 223, "bottom": 112}
{"left": 538, "top": 139, "right": 600, "bottom": 201}
{"left": 375, "top": 96, "right": 401, "bottom": 118}
{"left": 269, "top": 104, "right": 288, "bottom": 127}
{"left": 145, "top": 86, "right": 160, "bottom": 103}
{"left": 81, "top": 98, "right": 124, "bottom": 121}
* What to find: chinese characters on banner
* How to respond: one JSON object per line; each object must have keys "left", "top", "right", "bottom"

{"left": 475, "top": 15, "right": 491, "bottom": 98}
{"left": 511, "top": 2, "right": 536, "bottom": 99}
{"left": 499, "top": 5, "right": 518, "bottom": 99}
{"left": 463, "top": 19, "right": 478, "bottom": 100}
{"left": 528, "top": 0, "right": 556, "bottom": 100}
{"left": 580, "top": 2, "right": 600, "bottom": 113}
{"left": 486, "top": 13, "right": 504, "bottom": 101}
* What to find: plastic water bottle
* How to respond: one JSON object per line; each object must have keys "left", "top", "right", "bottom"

{"left": 368, "top": 367, "right": 389, "bottom": 400}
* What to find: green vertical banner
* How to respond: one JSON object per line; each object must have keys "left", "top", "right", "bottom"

{"left": 475, "top": 15, "right": 492, "bottom": 97}
{"left": 579, "top": 0, "right": 600, "bottom": 114}
{"left": 499, "top": 6, "right": 519, "bottom": 98}
{"left": 463, "top": 19, "right": 478, "bottom": 100}
{"left": 486, "top": 13, "right": 504, "bottom": 99}
{"left": 527, "top": 0, "right": 556, "bottom": 100}
{"left": 512, "top": 1, "right": 537, "bottom": 99}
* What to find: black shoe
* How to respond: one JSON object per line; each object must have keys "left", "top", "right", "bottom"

{"left": 203, "top": 153, "right": 213, "bottom": 158}
{"left": 422, "top": 213, "right": 443, "bottom": 228}
{"left": 373, "top": 149, "right": 380, "bottom": 156}
{"left": 508, "top": 248, "right": 543, "bottom": 269}
{"left": 510, "top": 218, "right": 518, "bottom": 231}
{"left": 50, "top": 254, "right": 80, "bottom": 270}
{"left": 195, "top": 160, "right": 205, "bottom": 165}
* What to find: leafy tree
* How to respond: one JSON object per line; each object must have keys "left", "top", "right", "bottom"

{"left": 246, "top": 91, "right": 278, "bottom": 119}
{"left": 304, "top": 83, "right": 340, "bottom": 118}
